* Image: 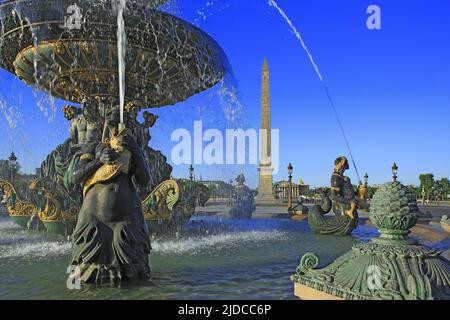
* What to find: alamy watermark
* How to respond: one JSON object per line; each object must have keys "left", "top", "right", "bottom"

{"left": 170, "top": 121, "right": 280, "bottom": 175}
{"left": 367, "top": 265, "right": 382, "bottom": 290}
{"left": 367, "top": 5, "right": 381, "bottom": 30}
{"left": 62, "top": 4, "right": 82, "bottom": 30}
{"left": 66, "top": 265, "right": 81, "bottom": 290}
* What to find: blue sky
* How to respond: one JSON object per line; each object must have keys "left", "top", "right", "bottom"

{"left": 1, "top": 0, "right": 449, "bottom": 188}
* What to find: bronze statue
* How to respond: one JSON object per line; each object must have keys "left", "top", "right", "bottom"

{"left": 141, "top": 111, "right": 159, "bottom": 147}
{"left": 307, "top": 156, "right": 359, "bottom": 235}
{"left": 62, "top": 99, "right": 104, "bottom": 193}
{"left": 0, "top": 180, "right": 36, "bottom": 228}
{"left": 73, "top": 97, "right": 102, "bottom": 147}
{"left": 62, "top": 105, "right": 82, "bottom": 146}
{"left": 330, "top": 156, "right": 358, "bottom": 220}
{"left": 70, "top": 107, "right": 151, "bottom": 284}
{"left": 229, "top": 174, "right": 255, "bottom": 219}
{"left": 114, "top": 101, "right": 171, "bottom": 195}
{"left": 39, "top": 100, "right": 100, "bottom": 190}
{"left": 289, "top": 196, "right": 309, "bottom": 216}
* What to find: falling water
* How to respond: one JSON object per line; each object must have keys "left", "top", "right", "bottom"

{"left": 267, "top": 0, "right": 362, "bottom": 182}
{"left": 0, "top": 98, "right": 19, "bottom": 130}
{"left": 116, "top": 0, "right": 127, "bottom": 126}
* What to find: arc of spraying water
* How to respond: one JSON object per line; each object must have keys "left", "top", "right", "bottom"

{"left": 267, "top": 0, "right": 362, "bottom": 183}
{"left": 116, "top": 0, "right": 126, "bottom": 129}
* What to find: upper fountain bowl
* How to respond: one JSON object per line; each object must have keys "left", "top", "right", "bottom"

{"left": 131, "top": 0, "right": 170, "bottom": 7}
{"left": 0, "top": 0, "right": 229, "bottom": 107}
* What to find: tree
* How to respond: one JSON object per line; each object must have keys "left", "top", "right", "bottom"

{"left": 419, "top": 174, "right": 434, "bottom": 200}
{"left": 0, "top": 160, "right": 10, "bottom": 180}
{"left": 407, "top": 185, "right": 421, "bottom": 200}
{"left": 367, "top": 186, "right": 379, "bottom": 199}
{"left": 208, "top": 184, "right": 217, "bottom": 198}
{"left": 440, "top": 178, "right": 450, "bottom": 200}
{"left": 0, "top": 158, "right": 36, "bottom": 200}
{"left": 432, "top": 178, "right": 450, "bottom": 201}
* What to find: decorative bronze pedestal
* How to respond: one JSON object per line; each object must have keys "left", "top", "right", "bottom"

{"left": 292, "top": 180, "right": 450, "bottom": 300}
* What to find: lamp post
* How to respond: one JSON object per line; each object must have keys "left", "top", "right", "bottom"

{"left": 189, "top": 164, "right": 194, "bottom": 182}
{"left": 229, "top": 179, "right": 233, "bottom": 207}
{"left": 287, "top": 163, "right": 293, "bottom": 210}
{"left": 392, "top": 163, "right": 398, "bottom": 182}
{"left": 358, "top": 172, "right": 369, "bottom": 201}
{"left": 8, "top": 152, "right": 17, "bottom": 185}
{"left": 421, "top": 186, "right": 426, "bottom": 205}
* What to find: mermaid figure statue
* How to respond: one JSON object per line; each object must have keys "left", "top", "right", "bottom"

{"left": 70, "top": 106, "right": 151, "bottom": 284}
{"left": 308, "top": 156, "right": 359, "bottom": 236}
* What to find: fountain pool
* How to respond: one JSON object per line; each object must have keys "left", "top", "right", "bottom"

{"left": 0, "top": 215, "right": 383, "bottom": 300}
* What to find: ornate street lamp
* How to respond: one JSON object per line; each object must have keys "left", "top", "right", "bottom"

{"left": 421, "top": 186, "right": 426, "bottom": 204}
{"left": 359, "top": 172, "right": 369, "bottom": 201}
{"left": 392, "top": 163, "right": 398, "bottom": 182}
{"left": 364, "top": 173, "right": 369, "bottom": 187}
{"left": 8, "top": 152, "right": 17, "bottom": 184}
{"left": 287, "top": 163, "right": 293, "bottom": 209}
{"left": 189, "top": 164, "right": 194, "bottom": 181}
{"left": 229, "top": 179, "right": 233, "bottom": 207}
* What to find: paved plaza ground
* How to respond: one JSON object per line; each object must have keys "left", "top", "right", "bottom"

{"left": 197, "top": 202, "right": 450, "bottom": 222}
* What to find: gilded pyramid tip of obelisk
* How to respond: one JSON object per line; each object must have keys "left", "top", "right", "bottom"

{"left": 262, "top": 57, "right": 268, "bottom": 70}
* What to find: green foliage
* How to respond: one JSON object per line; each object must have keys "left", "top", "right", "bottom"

{"left": 0, "top": 160, "right": 11, "bottom": 180}
{"left": 419, "top": 173, "right": 434, "bottom": 199}
{"left": 204, "top": 181, "right": 234, "bottom": 198}
{"left": 407, "top": 185, "right": 421, "bottom": 199}
{"left": 366, "top": 186, "right": 378, "bottom": 199}
{"left": 431, "top": 178, "right": 450, "bottom": 201}
{"left": 417, "top": 174, "right": 450, "bottom": 201}
{"left": 0, "top": 158, "right": 35, "bottom": 199}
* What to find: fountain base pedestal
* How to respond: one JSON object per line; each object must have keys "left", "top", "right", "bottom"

{"left": 291, "top": 181, "right": 450, "bottom": 300}
{"left": 294, "top": 282, "right": 343, "bottom": 300}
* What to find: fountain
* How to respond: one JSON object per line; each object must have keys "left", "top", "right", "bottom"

{"left": 0, "top": 0, "right": 227, "bottom": 106}
{"left": 0, "top": 179, "right": 37, "bottom": 228}
{"left": 0, "top": 0, "right": 447, "bottom": 299}
{"left": 0, "top": 0, "right": 230, "bottom": 283}
{"left": 142, "top": 178, "right": 210, "bottom": 234}
{"left": 0, "top": 0, "right": 226, "bottom": 235}
{"left": 292, "top": 168, "right": 450, "bottom": 300}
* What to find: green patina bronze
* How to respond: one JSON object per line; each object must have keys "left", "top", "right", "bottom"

{"left": 10, "top": 215, "right": 31, "bottom": 228}
{"left": 307, "top": 156, "right": 361, "bottom": 236}
{"left": 143, "top": 180, "right": 210, "bottom": 234}
{"left": 0, "top": 1, "right": 229, "bottom": 274}
{"left": 42, "top": 220, "right": 76, "bottom": 235}
{"left": 229, "top": 174, "right": 255, "bottom": 219}
{"left": 292, "top": 180, "right": 450, "bottom": 300}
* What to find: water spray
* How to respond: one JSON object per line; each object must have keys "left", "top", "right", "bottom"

{"left": 267, "top": 0, "right": 362, "bottom": 182}
{"left": 116, "top": 0, "right": 127, "bottom": 131}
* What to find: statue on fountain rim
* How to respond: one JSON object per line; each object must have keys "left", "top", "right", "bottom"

{"left": 307, "top": 156, "right": 360, "bottom": 236}
{"left": 70, "top": 105, "right": 151, "bottom": 284}
{"left": 62, "top": 99, "right": 103, "bottom": 197}
{"left": 229, "top": 174, "right": 255, "bottom": 220}
{"left": 121, "top": 100, "right": 172, "bottom": 195}
{"left": 72, "top": 96, "right": 102, "bottom": 147}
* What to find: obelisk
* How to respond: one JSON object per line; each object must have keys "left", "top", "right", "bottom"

{"left": 255, "top": 58, "right": 277, "bottom": 206}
